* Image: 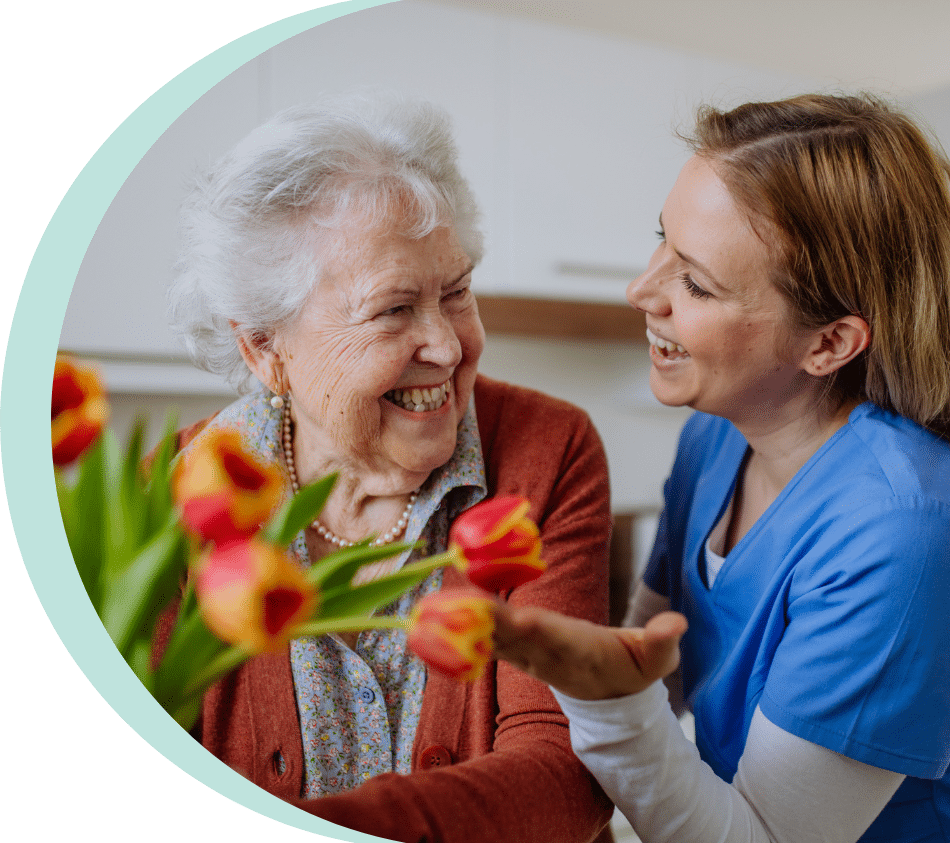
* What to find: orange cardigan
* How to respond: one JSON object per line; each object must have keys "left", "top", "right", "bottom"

{"left": 165, "top": 375, "right": 615, "bottom": 843}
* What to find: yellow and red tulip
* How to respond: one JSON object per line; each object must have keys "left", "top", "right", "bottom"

{"left": 51, "top": 354, "right": 109, "bottom": 467}
{"left": 449, "top": 497, "right": 547, "bottom": 592}
{"left": 194, "top": 537, "right": 318, "bottom": 653}
{"left": 407, "top": 589, "right": 496, "bottom": 681}
{"left": 173, "top": 427, "right": 284, "bottom": 545}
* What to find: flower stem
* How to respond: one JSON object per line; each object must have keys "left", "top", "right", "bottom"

{"left": 291, "top": 614, "right": 410, "bottom": 638}
{"left": 180, "top": 614, "right": 411, "bottom": 702}
{"left": 398, "top": 550, "right": 458, "bottom": 578}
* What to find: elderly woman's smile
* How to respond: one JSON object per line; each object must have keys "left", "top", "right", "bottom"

{"left": 384, "top": 380, "right": 452, "bottom": 412}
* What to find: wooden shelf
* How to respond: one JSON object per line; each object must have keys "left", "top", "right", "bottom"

{"left": 475, "top": 295, "right": 647, "bottom": 343}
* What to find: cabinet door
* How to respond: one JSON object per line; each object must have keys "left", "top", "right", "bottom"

{"left": 61, "top": 60, "right": 262, "bottom": 365}
{"left": 504, "top": 18, "right": 814, "bottom": 303}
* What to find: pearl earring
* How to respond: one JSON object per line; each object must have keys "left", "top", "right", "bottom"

{"left": 270, "top": 394, "right": 285, "bottom": 409}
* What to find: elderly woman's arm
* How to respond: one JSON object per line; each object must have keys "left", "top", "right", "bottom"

{"left": 297, "top": 381, "right": 616, "bottom": 842}
{"left": 301, "top": 718, "right": 612, "bottom": 842}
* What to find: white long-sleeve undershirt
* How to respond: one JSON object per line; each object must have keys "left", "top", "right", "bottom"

{"left": 553, "top": 584, "right": 904, "bottom": 843}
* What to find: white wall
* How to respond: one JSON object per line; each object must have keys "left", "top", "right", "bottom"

{"left": 910, "top": 85, "right": 950, "bottom": 150}
{"left": 61, "top": 0, "right": 945, "bottom": 511}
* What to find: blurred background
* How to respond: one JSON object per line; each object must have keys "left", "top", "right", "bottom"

{"left": 57, "top": 0, "right": 950, "bottom": 626}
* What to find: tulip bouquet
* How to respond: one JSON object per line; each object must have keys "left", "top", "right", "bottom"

{"left": 53, "top": 353, "right": 548, "bottom": 732}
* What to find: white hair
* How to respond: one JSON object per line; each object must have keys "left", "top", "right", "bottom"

{"left": 169, "top": 91, "right": 485, "bottom": 392}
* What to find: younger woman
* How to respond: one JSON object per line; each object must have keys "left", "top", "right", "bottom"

{"left": 495, "top": 93, "right": 950, "bottom": 843}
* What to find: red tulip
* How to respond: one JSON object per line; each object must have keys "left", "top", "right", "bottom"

{"left": 51, "top": 354, "right": 109, "bottom": 467}
{"left": 449, "top": 497, "right": 547, "bottom": 592}
{"left": 194, "top": 537, "right": 318, "bottom": 653}
{"left": 407, "top": 589, "right": 496, "bottom": 681}
{"left": 173, "top": 427, "right": 284, "bottom": 545}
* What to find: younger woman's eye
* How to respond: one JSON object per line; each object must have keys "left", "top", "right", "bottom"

{"left": 681, "top": 274, "right": 711, "bottom": 300}
{"left": 655, "top": 228, "right": 666, "bottom": 241}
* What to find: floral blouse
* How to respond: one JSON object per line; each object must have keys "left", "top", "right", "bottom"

{"left": 198, "top": 389, "right": 487, "bottom": 796}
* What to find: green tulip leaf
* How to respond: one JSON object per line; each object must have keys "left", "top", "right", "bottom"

{"left": 144, "top": 412, "right": 180, "bottom": 534}
{"left": 317, "top": 566, "right": 436, "bottom": 620}
{"left": 186, "top": 645, "right": 253, "bottom": 696}
{"left": 101, "top": 430, "right": 142, "bottom": 577}
{"left": 263, "top": 473, "right": 336, "bottom": 547}
{"left": 100, "top": 514, "right": 187, "bottom": 658}
{"left": 55, "top": 470, "right": 76, "bottom": 549}
{"left": 309, "top": 540, "right": 414, "bottom": 591}
{"left": 169, "top": 697, "right": 203, "bottom": 733}
{"left": 152, "top": 606, "right": 227, "bottom": 710}
{"left": 122, "top": 416, "right": 147, "bottom": 499}
{"left": 126, "top": 639, "right": 153, "bottom": 689}
{"left": 66, "top": 435, "right": 108, "bottom": 607}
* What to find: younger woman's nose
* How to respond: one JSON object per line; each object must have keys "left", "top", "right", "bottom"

{"left": 626, "top": 265, "right": 670, "bottom": 316}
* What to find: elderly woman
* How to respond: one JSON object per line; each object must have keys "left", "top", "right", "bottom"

{"left": 164, "top": 93, "right": 614, "bottom": 843}
{"left": 493, "top": 93, "right": 950, "bottom": 843}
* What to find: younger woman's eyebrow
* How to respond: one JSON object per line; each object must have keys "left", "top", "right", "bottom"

{"left": 659, "top": 212, "right": 720, "bottom": 286}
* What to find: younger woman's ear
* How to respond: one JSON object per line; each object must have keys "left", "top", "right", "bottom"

{"left": 802, "top": 315, "right": 870, "bottom": 377}
{"left": 231, "top": 321, "right": 285, "bottom": 393}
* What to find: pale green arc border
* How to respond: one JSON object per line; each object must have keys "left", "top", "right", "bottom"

{"left": 1, "top": 3, "right": 401, "bottom": 841}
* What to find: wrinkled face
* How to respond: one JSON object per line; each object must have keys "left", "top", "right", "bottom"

{"left": 626, "top": 155, "right": 812, "bottom": 427}
{"left": 275, "top": 218, "right": 485, "bottom": 484}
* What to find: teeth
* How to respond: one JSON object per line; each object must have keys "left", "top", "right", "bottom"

{"left": 645, "top": 328, "right": 688, "bottom": 357}
{"left": 384, "top": 381, "right": 451, "bottom": 412}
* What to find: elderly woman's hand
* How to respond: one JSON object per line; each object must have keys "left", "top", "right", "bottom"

{"left": 493, "top": 603, "right": 687, "bottom": 701}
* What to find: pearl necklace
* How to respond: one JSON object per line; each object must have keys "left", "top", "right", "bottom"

{"left": 280, "top": 396, "right": 417, "bottom": 548}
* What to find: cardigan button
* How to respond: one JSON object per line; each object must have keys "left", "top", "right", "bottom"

{"left": 420, "top": 745, "right": 452, "bottom": 769}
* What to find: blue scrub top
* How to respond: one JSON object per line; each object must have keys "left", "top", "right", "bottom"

{"left": 645, "top": 403, "right": 950, "bottom": 842}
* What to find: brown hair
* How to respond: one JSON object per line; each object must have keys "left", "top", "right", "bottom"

{"left": 687, "top": 93, "right": 950, "bottom": 439}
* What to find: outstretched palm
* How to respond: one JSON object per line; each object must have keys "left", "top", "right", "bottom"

{"left": 493, "top": 603, "right": 687, "bottom": 701}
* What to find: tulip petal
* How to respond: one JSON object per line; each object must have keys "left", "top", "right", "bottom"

{"left": 482, "top": 499, "right": 532, "bottom": 544}
{"left": 465, "top": 556, "right": 547, "bottom": 592}
{"left": 179, "top": 492, "right": 240, "bottom": 546}
{"left": 51, "top": 355, "right": 109, "bottom": 467}
{"left": 408, "top": 629, "right": 478, "bottom": 680}
{"left": 173, "top": 427, "right": 285, "bottom": 545}
{"left": 194, "top": 538, "right": 318, "bottom": 653}
{"left": 263, "top": 587, "right": 307, "bottom": 637}
{"left": 222, "top": 449, "right": 273, "bottom": 492}
{"left": 447, "top": 496, "right": 547, "bottom": 593}
{"left": 407, "top": 590, "right": 495, "bottom": 682}
{"left": 450, "top": 497, "right": 530, "bottom": 549}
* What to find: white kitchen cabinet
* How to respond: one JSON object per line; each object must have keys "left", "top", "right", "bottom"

{"left": 503, "top": 16, "right": 816, "bottom": 303}
{"left": 60, "top": 59, "right": 263, "bottom": 364}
